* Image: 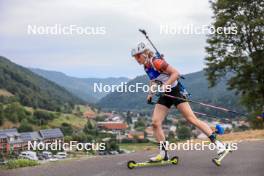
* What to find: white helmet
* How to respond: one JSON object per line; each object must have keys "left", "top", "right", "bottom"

{"left": 131, "top": 42, "right": 147, "bottom": 57}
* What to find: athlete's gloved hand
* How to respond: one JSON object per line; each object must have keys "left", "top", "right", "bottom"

{"left": 147, "top": 94, "right": 153, "bottom": 104}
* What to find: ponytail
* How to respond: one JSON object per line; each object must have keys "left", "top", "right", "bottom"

{"left": 144, "top": 49, "right": 154, "bottom": 59}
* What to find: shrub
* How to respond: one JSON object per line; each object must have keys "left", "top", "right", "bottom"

{"left": 18, "top": 119, "right": 33, "bottom": 132}
{"left": 6, "top": 159, "right": 38, "bottom": 169}
{"left": 177, "top": 126, "right": 192, "bottom": 140}
{"left": 33, "top": 110, "right": 57, "bottom": 125}
{"left": 60, "top": 122, "right": 73, "bottom": 136}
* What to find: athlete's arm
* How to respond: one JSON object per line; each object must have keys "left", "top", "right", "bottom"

{"left": 163, "top": 65, "right": 180, "bottom": 86}
{"left": 152, "top": 59, "right": 180, "bottom": 86}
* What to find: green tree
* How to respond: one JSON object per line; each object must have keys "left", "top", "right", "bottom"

{"left": 177, "top": 126, "right": 191, "bottom": 140}
{"left": 95, "top": 115, "right": 106, "bottom": 122}
{"left": 4, "top": 102, "right": 28, "bottom": 123}
{"left": 249, "top": 111, "right": 264, "bottom": 129}
{"left": 0, "top": 104, "right": 4, "bottom": 125}
{"left": 126, "top": 111, "right": 133, "bottom": 124}
{"left": 63, "top": 135, "right": 73, "bottom": 143}
{"left": 60, "top": 122, "right": 73, "bottom": 136}
{"left": 168, "top": 131, "right": 176, "bottom": 142}
{"left": 134, "top": 118, "right": 146, "bottom": 131}
{"left": 83, "top": 120, "right": 97, "bottom": 135}
{"left": 33, "top": 110, "right": 56, "bottom": 125}
{"left": 205, "top": 0, "right": 264, "bottom": 113}
{"left": 73, "top": 106, "right": 82, "bottom": 116}
{"left": 18, "top": 119, "right": 33, "bottom": 132}
{"left": 72, "top": 132, "right": 88, "bottom": 143}
{"left": 106, "top": 140, "right": 119, "bottom": 151}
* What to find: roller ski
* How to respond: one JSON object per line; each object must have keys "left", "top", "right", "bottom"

{"left": 127, "top": 142, "right": 179, "bottom": 169}
{"left": 212, "top": 142, "right": 232, "bottom": 166}
{"left": 127, "top": 155, "right": 179, "bottom": 169}
{"left": 210, "top": 125, "right": 233, "bottom": 166}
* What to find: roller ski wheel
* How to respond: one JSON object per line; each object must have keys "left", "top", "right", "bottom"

{"left": 127, "top": 156, "right": 179, "bottom": 169}
{"left": 170, "top": 156, "right": 179, "bottom": 165}
{"left": 127, "top": 160, "right": 136, "bottom": 169}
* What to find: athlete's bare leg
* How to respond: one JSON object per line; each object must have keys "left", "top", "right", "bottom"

{"left": 177, "top": 102, "right": 227, "bottom": 155}
{"left": 152, "top": 104, "right": 169, "bottom": 141}
{"left": 149, "top": 104, "right": 169, "bottom": 161}
{"left": 177, "top": 102, "right": 212, "bottom": 136}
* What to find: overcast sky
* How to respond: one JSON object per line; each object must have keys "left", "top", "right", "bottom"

{"left": 0, "top": 0, "right": 213, "bottom": 78}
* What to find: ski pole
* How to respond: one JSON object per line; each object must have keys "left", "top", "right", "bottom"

{"left": 147, "top": 100, "right": 225, "bottom": 134}
{"left": 192, "top": 112, "right": 226, "bottom": 134}
{"left": 162, "top": 94, "right": 246, "bottom": 116}
{"left": 139, "top": 29, "right": 161, "bottom": 57}
{"left": 192, "top": 111, "right": 218, "bottom": 118}
{"left": 148, "top": 98, "right": 218, "bottom": 117}
{"left": 138, "top": 29, "right": 185, "bottom": 79}
{"left": 148, "top": 100, "right": 220, "bottom": 118}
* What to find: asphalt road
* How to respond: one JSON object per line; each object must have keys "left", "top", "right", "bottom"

{"left": 1, "top": 140, "right": 264, "bottom": 176}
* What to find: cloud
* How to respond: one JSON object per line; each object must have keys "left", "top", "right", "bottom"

{"left": 0, "top": 0, "right": 213, "bottom": 78}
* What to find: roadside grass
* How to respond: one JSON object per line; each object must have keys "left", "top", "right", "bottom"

{"left": 5, "top": 159, "right": 38, "bottom": 169}
{"left": 217, "top": 129, "right": 264, "bottom": 141}
{"left": 120, "top": 130, "right": 264, "bottom": 152}
{"left": 177, "top": 129, "right": 264, "bottom": 145}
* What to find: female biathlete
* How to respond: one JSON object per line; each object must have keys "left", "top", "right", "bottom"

{"left": 131, "top": 42, "right": 227, "bottom": 162}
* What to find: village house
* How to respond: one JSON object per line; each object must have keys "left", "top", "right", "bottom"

{"left": 39, "top": 128, "right": 64, "bottom": 143}
{"left": 97, "top": 121, "right": 128, "bottom": 141}
{"left": 145, "top": 127, "right": 154, "bottom": 138}
{"left": 0, "top": 133, "right": 8, "bottom": 154}
{"left": 0, "top": 128, "right": 64, "bottom": 155}
{"left": 0, "top": 128, "right": 23, "bottom": 154}
{"left": 97, "top": 121, "right": 128, "bottom": 132}
{"left": 20, "top": 131, "right": 43, "bottom": 150}
{"left": 127, "top": 131, "right": 145, "bottom": 140}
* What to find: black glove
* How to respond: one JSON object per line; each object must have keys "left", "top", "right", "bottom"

{"left": 147, "top": 96, "right": 153, "bottom": 104}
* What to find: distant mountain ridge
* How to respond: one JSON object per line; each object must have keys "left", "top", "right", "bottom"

{"left": 97, "top": 71, "right": 243, "bottom": 118}
{"left": 30, "top": 68, "right": 130, "bottom": 103}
